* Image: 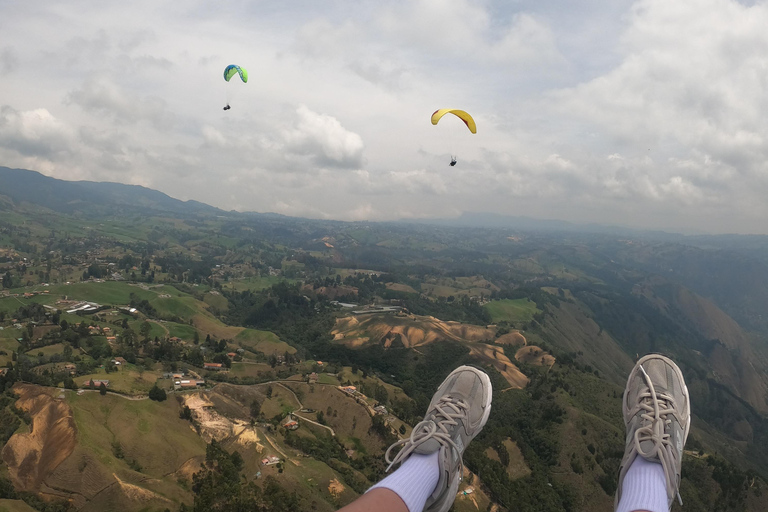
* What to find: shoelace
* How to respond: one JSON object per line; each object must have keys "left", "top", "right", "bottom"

{"left": 634, "top": 365, "right": 683, "bottom": 505}
{"left": 384, "top": 396, "right": 469, "bottom": 474}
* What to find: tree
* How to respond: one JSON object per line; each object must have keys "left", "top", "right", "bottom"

{"left": 149, "top": 384, "right": 167, "bottom": 402}
{"left": 140, "top": 321, "right": 152, "bottom": 340}
{"left": 250, "top": 399, "right": 261, "bottom": 418}
{"left": 99, "top": 382, "right": 107, "bottom": 395}
{"left": 2, "top": 271, "right": 11, "bottom": 289}
{"left": 399, "top": 424, "right": 407, "bottom": 435}
{"left": 89, "top": 379, "right": 96, "bottom": 390}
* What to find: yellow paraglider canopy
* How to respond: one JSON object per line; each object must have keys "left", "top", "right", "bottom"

{"left": 431, "top": 109, "right": 477, "bottom": 134}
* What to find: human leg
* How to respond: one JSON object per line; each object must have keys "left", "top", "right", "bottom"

{"left": 339, "top": 365, "right": 492, "bottom": 512}
{"left": 615, "top": 354, "right": 690, "bottom": 512}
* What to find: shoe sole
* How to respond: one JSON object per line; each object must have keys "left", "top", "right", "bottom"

{"left": 630, "top": 354, "right": 691, "bottom": 440}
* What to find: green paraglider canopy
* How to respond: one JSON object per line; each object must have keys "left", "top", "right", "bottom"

{"left": 223, "top": 65, "right": 248, "bottom": 83}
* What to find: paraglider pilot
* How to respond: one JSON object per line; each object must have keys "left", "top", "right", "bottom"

{"left": 223, "top": 104, "right": 231, "bottom": 111}
{"left": 450, "top": 157, "right": 457, "bottom": 166}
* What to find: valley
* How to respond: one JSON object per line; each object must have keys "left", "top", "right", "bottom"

{"left": 1, "top": 168, "right": 768, "bottom": 511}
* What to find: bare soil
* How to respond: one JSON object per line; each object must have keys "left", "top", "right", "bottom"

{"left": 2, "top": 384, "right": 77, "bottom": 492}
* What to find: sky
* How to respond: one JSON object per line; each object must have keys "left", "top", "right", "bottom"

{"left": 2, "top": 0, "right": 768, "bottom": 234}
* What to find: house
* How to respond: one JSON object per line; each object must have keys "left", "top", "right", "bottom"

{"left": 87, "top": 379, "right": 109, "bottom": 388}
{"left": 114, "top": 357, "right": 127, "bottom": 365}
{"left": 308, "top": 372, "right": 318, "bottom": 384}
{"left": 339, "top": 385, "right": 357, "bottom": 395}
{"left": 261, "top": 455, "right": 280, "bottom": 466}
{"left": 178, "top": 380, "right": 197, "bottom": 389}
{"left": 282, "top": 420, "right": 299, "bottom": 430}
{"left": 172, "top": 373, "right": 184, "bottom": 380}
{"left": 106, "top": 336, "right": 117, "bottom": 342}
{"left": 374, "top": 405, "right": 388, "bottom": 415}
{"left": 204, "top": 363, "right": 224, "bottom": 370}
{"left": 227, "top": 352, "right": 237, "bottom": 358}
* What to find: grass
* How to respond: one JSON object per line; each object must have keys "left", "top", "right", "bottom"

{"left": 79, "top": 368, "right": 162, "bottom": 395}
{"left": 235, "top": 328, "right": 295, "bottom": 355}
{"left": 166, "top": 322, "right": 199, "bottom": 341}
{"left": 219, "top": 275, "right": 296, "bottom": 292}
{"left": 484, "top": 298, "right": 540, "bottom": 324}
{"left": 229, "top": 362, "right": 272, "bottom": 378}
{"left": 67, "top": 391, "right": 206, "bottom": 478}
{"left": 0, "top": 499, "right": 38, "bottom": 512}
{"left": 24, "top": 343, "right": 66, "bottom": 358}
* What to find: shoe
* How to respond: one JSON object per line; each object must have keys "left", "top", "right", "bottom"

{"left": 383, "top": 365, "right": 492, "bottom": 512}
{"left": 615, "top": 354, "right": 691, "bottom": 510}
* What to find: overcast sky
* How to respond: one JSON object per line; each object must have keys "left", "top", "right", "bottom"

{"left": 2, "top": 0, "right": 768, "bottom": 234}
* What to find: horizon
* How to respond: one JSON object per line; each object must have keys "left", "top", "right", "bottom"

{"left": 3, "top": 0, "right": 768, "bottom": 234}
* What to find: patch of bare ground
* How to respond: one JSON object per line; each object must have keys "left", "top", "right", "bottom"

{"left": 172, "top": 457, "right": 204, "bottom": 481}
{"left": 112, "top": 473, "right": 170, "bottom": 504}
{"left": 495, "top": 331, "right": 526, "bottom": 346}
{"left": 332, "top": 314, "right": 496, "bottom": 348}
{"left": 465, "top": 344, "right": 528, "bottom": 389}
{"left": 502, "top": 439, "right": 532, "bottom": 480}
{"left": 328, "top": 478, "right": 345, "bottom": 498}
{"left": 515, "top": 346, "right": 555, "bottom": 368}
{"left": 2, "top": 384, "right": 77, "bottom": 492}
{"left": 183, "top": 393, "right": 233, "bottom": 442}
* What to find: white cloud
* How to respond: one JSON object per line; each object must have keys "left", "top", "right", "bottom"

{"left": 2, "top": 0, "right": 768, "bottom": 233}
{"left": 281, "top": 105, "right": 364, "bottom": 169}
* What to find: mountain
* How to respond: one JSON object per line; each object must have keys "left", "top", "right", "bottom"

{"left": 0, "top": 167, "right": 222, "bottom": 217}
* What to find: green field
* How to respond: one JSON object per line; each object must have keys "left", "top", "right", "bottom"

{"left": 234, "top": 328, "right": 294, "bottom": 356}
{"left": 0, "top": 499, "right": 38, "bottom": 512}
{"left": 65, "top": 389, "right": 206, "bottom": 509}
{"left": 228, "top": 362, "right": 272, "bottom": 378}
{"left": 484, "top": 299, "right": 540, "bottom": 324}
{"left": 79, "top": 368, "right": 162, "bottom": 394}
{"left": 221, "top": 275, "right": 295, "bottom": 293}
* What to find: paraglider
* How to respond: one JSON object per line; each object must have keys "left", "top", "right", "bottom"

{"left": 431, "top": 109, "right": 476, "bottom": 166}
{"left": 223, "top": 65, "right": 248, "bottom": 110}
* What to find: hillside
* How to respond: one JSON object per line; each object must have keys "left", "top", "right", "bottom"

{"left": 2, "top": 168, "right": 768, "bottom": 511}
{"left": 0, "top": 167, "right": 219, "bottom": 217}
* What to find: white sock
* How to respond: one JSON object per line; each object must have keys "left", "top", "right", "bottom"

{"left": 616, "top": 456, "right": 669, "bottom": 512}
{"left": 368, "top": 451, "right": 440, "bottom": 512}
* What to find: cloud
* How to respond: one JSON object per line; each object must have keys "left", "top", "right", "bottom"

{"left": 281, "top": 105, "right": 364, "bottom": 169}
{"left": 65, "top": 78, "right": 175, "bottom": 128}
{"left": 0, "top": 47, "right": 19, "bottom": 75}
{"left": 0, "top": 106, "right": 74, "bottom": 158}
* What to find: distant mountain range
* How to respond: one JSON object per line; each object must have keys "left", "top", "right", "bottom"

{"left": 0, "top": 166, "right": 221, "bottom": 217}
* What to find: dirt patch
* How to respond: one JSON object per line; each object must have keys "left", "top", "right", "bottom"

{"left": 515, "top": 346, "right": 555, "bottom": 368}
{"left": 332, "top": 314, "right": 496, "bottom": 348}
{"left": 183, "top": 393, "right": 233, "bottom": 442}
{"left": 328, "top": 478, "right": 345, "bottom": 498}
{"left": 232, "top": 421, "right": 264, "bottom": 452}
{"left": 173, "top": 457, "right": 204, "bottom": 481}
{"left": 495, "top": 332, "right": 526, "bottom": 346}
{"left": 466, "top": 344, "right": 528, "bottom": 389}
{"left": 502, "top": 439, "right": 531, "bottom": 480}
{"left": 2, "top": 384, "right": 77, "bottom": 492}
{"left": 113, "top": 473, "right": 169, "bottom": 503}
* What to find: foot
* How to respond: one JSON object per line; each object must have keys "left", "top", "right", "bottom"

{"left": 383, "top": 365, "right": 492, "bottom": 512}
{"left": 616, "top": 354, "right": 691, "bottom": 510}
